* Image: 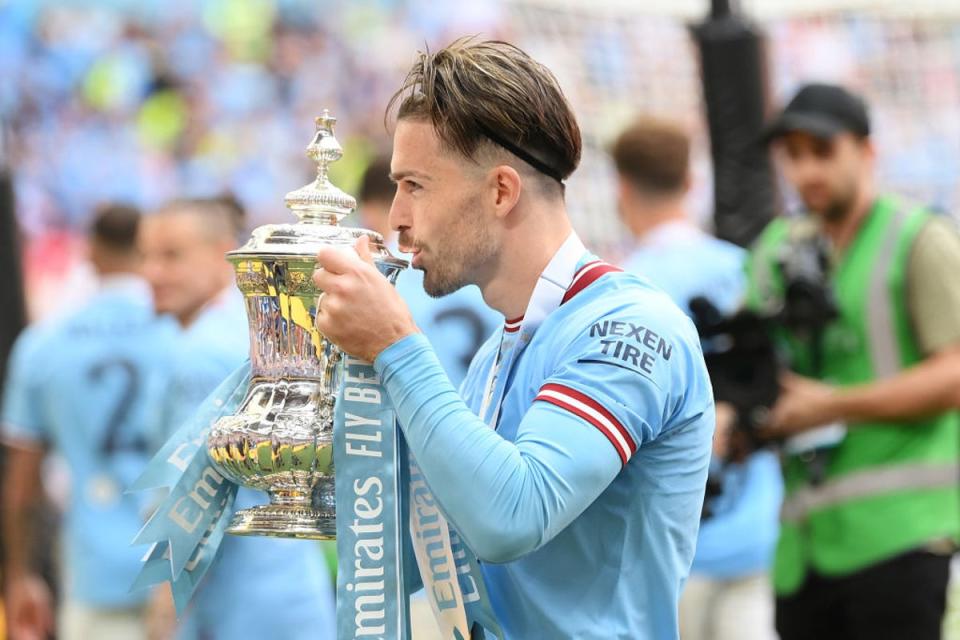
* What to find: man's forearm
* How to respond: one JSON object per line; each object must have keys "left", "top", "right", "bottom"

{"left": 2, "top": 445, "right": 44, "bottom": 580}
{"left": 2, "top": 506, "right": 31, "bottom": 580}
{"left": 832, "top": 345, "right": 960, "bottom": 424}
{"left": 374, "top": 335, "right": 619, "bottom": 563}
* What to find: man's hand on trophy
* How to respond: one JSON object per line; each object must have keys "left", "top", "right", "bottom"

{"left": 314, "top": 235, "right": 418, "bottom": 362}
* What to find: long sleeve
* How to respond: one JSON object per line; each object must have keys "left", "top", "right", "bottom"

{"left": 374, "top": 334, "right": 622, "bottom": 563}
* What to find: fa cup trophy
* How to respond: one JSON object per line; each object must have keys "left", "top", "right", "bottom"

{"left": 206, "top": 111, "right": 406, "bottom": 539}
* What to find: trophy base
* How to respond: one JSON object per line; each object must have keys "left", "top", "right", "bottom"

{"left": 227, "top": 505, "right": 336, "bottom": 540}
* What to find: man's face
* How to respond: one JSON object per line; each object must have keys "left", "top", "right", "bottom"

{"left": 775, "top": 131, "right": 872, "bottom": 221}
{"left": 139, "top": 211, "right": 231, "bottom": 323}
{"left": 388, "top": 120, "right": 499, "bottom": 297}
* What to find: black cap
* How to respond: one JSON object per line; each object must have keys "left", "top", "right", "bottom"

{"left": 763, "top": 83, "right": 870, "bottom": 144}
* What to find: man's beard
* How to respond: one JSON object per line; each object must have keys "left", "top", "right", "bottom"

{"left": 421, "top": 224, "right": 497, "bottom": 298}
{"left": 804, "top": 182, "right": 858, "bottom": 223}
{"left": 405, "top": 197, "right": 497, "bottom": 298}
{"left": 821, "top": 194, "right": 854, "bottom": 222}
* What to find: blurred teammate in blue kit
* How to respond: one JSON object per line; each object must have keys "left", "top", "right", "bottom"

{"left": 358, "top": 155, "right": 501, "bottom": 387}
{"left": 611, "top": 117, "right": 783, "bottom": 640}
{"left": 2, "top": 204, "right": 178, "bottom": 640}
{"left": 138, "top": 197, "right": 335, "bottom": 640}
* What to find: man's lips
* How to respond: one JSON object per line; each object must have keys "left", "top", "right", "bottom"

{"left": 399, "top": 239, "right": 423, "bottom": 266}
{"left": 800, "top": 185, "right": 829, "bottom": 201}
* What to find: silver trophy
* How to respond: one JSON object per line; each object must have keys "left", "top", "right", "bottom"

{"left": 206, "top": 111, "right": 406, "bottom": 539}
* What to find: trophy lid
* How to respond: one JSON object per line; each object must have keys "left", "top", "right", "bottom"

{"left": 228, "top": 110, "right": 405, "bottom": 267}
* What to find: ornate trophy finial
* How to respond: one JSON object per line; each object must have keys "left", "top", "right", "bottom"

{"left": 284, "top": 109, "right": 356, "bottom": 224}
{"left": 308, "top": 110, "right": 342, "bottom": 183}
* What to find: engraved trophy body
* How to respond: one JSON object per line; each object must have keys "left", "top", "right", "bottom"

{"left": 206, "top": 112, "right": 406, "bottom": 539}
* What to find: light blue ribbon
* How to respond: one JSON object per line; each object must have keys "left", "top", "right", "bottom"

{"left": 130, "top": 363, "right": 251, "bottom": 613}
{"left": 448, "top": 528, "right": 502, "bottom": 640}
{"left": 132, "top": 356, "right": 504, "bottom": 638}
{"left": 408, "top": 458, "right": 503, "bottom": 640}
{"left": 335, "top": 355, "right": 412, "bottom": 639}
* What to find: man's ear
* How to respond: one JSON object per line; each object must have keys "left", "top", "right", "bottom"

{"left": 489, "top": 165, "right": 522, "bottom": 220}
{"left": 616, "top": 175, "right": 632, "bottom": 204}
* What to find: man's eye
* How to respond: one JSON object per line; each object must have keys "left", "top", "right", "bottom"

{"left": 813, "top": 142, "right": 835, "bottom": 159}
{"left": 405, "top": 180, "right": 422, "bottom": 192}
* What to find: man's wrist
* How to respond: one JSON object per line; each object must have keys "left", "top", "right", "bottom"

{"left": 373, "top": 332, "right": 432, "bottom": 378}
{"left": 369, "top": 325, "right": 420, "bottom": 363}
{"left": 824, "top": 386, "right": 851, "bottom": 424}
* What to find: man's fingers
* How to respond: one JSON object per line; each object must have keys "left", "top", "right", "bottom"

{"left": 766, "top": 399, "right": 793, "bottom": 436}
{"left": 313, "top": 264, "right": 354, "bottom": 294}
{"left": 779, "top": 371, "right": 802, "bottom": 391}
{"left": 314, "top": 300, "right": 333, "bottom": 335}
{"left": 355, "top": 235, "right": 376, "bottom": 266}
{"left": 312, "top": 266, "right": 334, "bottom": 292}
{"left": 315, "top": 246, "right": 359, "bottom": 275}
{"left": 315, "top": 291, "right": 345, "bottom": 328}
{"left": 314, "top": 241, "right": 378, "bottom": 291}
{"left": 314, "top": 237, "right": 383, "bottom": 293}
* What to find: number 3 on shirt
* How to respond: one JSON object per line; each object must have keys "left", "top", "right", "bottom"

{"left": 433, "top": 306, "right": 488, "bottom": 373}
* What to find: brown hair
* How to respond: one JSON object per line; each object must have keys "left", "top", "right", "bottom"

{"left": 387, "top": 37, "right": 581, "bottom": 187}
{"left": 610, "top": 117, "right": 690, "bottom": 195}
{"left": 359, "top": 155, "right": 395, "bottom": 205}
{"left": 89, "top": 202, "right": 141, "bottom": 252}
{"left": 154, "top": 197, "right": 243, "bottom": 244}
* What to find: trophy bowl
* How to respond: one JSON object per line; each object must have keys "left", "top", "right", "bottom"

{"left": 206, "top": 111, "right": 406, "bottom": 539}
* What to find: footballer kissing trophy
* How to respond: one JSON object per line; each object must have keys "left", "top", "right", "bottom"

{"left": 206, "top": 111, "right": 406, "bottom": 539}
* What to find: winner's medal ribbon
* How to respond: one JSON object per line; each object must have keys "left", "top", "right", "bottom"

{"left": 409, "top": 457, "right": 503, "bottom": 640}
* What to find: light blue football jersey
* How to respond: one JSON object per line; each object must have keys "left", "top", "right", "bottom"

{"left": 161, "top": 290, "right": 336, "bottom": 640}
{"left": 1, "top": 276, "right": 179, "bottom": 607}
{"left": 375, "top": 233, "right": 714, "bottom": 639}
{"left": 395, "top": 265, "right": 501, "bottom": 387}
{"left": 622, "top": 221, "right": 747, "bottom": 317}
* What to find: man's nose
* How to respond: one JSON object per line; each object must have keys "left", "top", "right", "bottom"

{"left": 142, "top": 259, "right": 162, "bottom": 283}
{"left": 788, "top": 153, "right": 823, "bottom": 184}
{"left": 388, "top": 194, "right": 409, "bottom": 233}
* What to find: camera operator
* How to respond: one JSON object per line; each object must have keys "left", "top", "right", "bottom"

{"left": 751, "top": 83, "right": 960, "bottom": 640}
{"left": 611, "top": 117, "right": 782, "bottom": 640}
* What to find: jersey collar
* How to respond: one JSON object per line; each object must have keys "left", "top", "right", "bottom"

{"left": 505, "top": 231, "right": 589, "bottom": 337}
{"left": 185, "top": 286, "right": 244, "bottom": 333}
{"left": 98, "top": 274, "right": 152, "bottom": 302}
{"left": 635, "top": 220, "right": 701, "bottom": 249}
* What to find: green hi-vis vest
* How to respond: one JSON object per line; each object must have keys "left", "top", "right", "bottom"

{"left": 746, "top": 196, "right": 960, "bottom": 596}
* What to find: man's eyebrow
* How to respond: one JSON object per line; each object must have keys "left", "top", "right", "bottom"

{"left": 388, "top": 170, "right": 432, "bottom": 183}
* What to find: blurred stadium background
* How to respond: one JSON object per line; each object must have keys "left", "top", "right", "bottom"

{"left": 3, "top": 0, "right": 959, "bottom": 320}
{"left": 1, "top": 1, "right": 959, "bottom": 637}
